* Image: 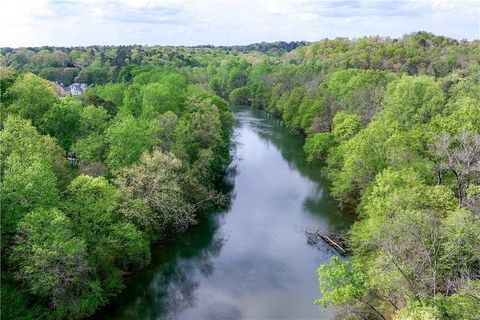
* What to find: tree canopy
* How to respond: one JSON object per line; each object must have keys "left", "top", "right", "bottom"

{"left": 1, "top": 32, "right": 479, "bottom": 319}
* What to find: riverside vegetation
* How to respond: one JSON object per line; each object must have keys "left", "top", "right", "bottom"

{"left": 1, "top": 32, "right": 479, "bottom": 319}
{"left": 1, "top": 64, "right": 234, "bottom": 318}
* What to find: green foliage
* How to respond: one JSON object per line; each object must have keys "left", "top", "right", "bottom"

{"left": 75, "top": 61, "right": 111, "bottom": 84}
{"left": 105, "top": 115, "right": 158, "bottom": 171}
{"left": 304, "top": 132, "right": 335, "bottom": 161}
{"left": 347, "top": 168, "right": 480, "bottom": 318}
{"left": 173, "top": 96, "right": 223, "bottom": 163}
{"left": 5, "top": 73, "right": 58, "bottom": 126}
{"left": 11, "top": 208, "right": 94, "bottom": 317}
{"left": 142, "top": 82, "right": 181, "bottom": 117}
{"left": 0, "top": 116, "right": 60, "bottom": 240}
{"left": 382, "top": 75, "right": 445, "bottom": 129}
{"left": 281, "top": 86, "right": 306, "bottom": 131}
{"left": 1, "top": 154, "right": 60, "bottom": 235}
{"left": 115, "top": 149, "right": 195, "bottom": 232}
{"left": 0, "top": 67, "right": 18, "bottom": 104}
{"left": 431, "top": 97, "right": 480, "bottom": 134}
{"left": 39, "top": 66, "right": 79, "bottom": 85}
{"left": 438, "top": 280, "right": 480, "bottom": 319}
{"left": 156, "top": 111, "right": 178, "bottom": 151}
{"left": 331, "top": 112, "right": 361, "bottom": 142}
{"left": 1, "top": 61, "right": 233, "bottom": 319}
{"left": 229, "top": 86, "right": 251, "bottom": 105}
{"left": 394, "top": 305, "right": 442, "bottom": 320}
{"left": 63, "top": 175, "right": 150, "bottom": 293}
{"left": 79, "top": 104, "right": 110, "bottom": 135}
{"left": 121, "top": 83, "right": 143, "bottom": 116}
{"left": 264, "top": 35, "right": 480, "bottom": 319}
{"left": 316, "top": 256, "right": 367, "bottom": 307}
{"left": 72, "top": 134, "right": 107, "bottom": 169}
{"left": 1, "top": 283, "right": 51, "bottom": 320}
{"left": 297, "top": 98, "right": 322, "bottom": 133}
{"left": 40, "top": 97, "right": 81, "bottom": 150}
{"left": 2, "top": 34, "right": 478, "bottom": 319}
{"left": 88, "top": 83, "right": 126, "bottom": 108}
{"left": 305, "top": 112, "right": 361, "bottom": 162}
{"left": 327, "top": 116, "right": 397, "bottom": 205}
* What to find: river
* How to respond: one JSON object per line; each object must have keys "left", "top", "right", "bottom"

{"left": 101, "top": 106, "right": 351, "bottom": 320}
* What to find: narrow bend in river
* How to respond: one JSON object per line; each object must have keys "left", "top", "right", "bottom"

{"left": 101, "top": 106, "right": 351, "bottom": 320}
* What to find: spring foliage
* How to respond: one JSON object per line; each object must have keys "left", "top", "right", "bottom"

{"left": 1, "top": 65, "right": 233, "bottom": 318}
{"left": 1, "top": 31, "right": 479, "bottom": 319}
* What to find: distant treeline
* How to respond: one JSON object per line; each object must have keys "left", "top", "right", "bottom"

{"left": 0, "top": 41, "right": 308, "bottom": 86}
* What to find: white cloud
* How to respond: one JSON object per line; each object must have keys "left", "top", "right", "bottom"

{"left": 0, "top": 0, "right": 478, "bottom": 47}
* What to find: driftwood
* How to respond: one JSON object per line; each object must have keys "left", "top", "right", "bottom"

{"left": 306, "top": 228, "right": 347, "bottom": 255}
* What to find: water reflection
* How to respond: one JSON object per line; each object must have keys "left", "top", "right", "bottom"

{"left": 99, "top": 106, "right": 351, "bottom": 320}
{"left": 238, "top": 107, "right": 351, "bottom": 231}
{"left": 100, "top": 212, "right": 232, "bottom": 320}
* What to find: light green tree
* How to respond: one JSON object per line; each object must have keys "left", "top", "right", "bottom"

{"left": 6, "top": 72, "right": 58, "bottom": 126}
{"left": 11, "top": 208, "right": 95, "bottom": 316}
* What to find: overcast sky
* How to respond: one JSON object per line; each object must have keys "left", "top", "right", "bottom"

{"left": 1, "top": 0, "right": 478, "bottom": 47}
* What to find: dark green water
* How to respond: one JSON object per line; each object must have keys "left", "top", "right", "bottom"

{"left": 101, "top": 106, "right": 351, "bottom": 320}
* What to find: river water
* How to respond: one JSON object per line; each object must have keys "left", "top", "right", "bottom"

{"left": 101, "top": 106, "right": 351, "bottom": 320}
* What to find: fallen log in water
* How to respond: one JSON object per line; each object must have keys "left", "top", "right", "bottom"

{"left": 305, "top": 228, "right": 347, "bottom": 255}
{"left": 319, "top": 234, "right": 346, "bottom": 254}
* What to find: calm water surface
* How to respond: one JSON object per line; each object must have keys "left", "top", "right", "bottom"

{"left": 101, "top": 106, "right": 351, "bottom": 320}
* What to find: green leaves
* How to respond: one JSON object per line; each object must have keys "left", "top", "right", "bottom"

{"left": 229, "top": 86, "right": 251, "bottom": 105}
{"left": 394, "top": 304, "right": 442, "bottom": 320}
{"left": 11, "top": 208, "right": 93, "bottom": 316}
{"left": 316, "top": 256, "right": 367, "bottom": 307}
{"left": 331, "top": 112, "right": 361, "bottom": 142}
{"left": 1, "top": 52, "right": 234, "bottom": 319}
{"left": 142, "top": 82, "right": 181, "bottom": 117}
{"left": 173, "top": 96, "right": 223, "bottom": 163}
{"left": 1, "top": 116, "right": 60, "bottom": 238}
{"left": 63, "top": 175, "right": 151, "bottom": 299}
{"left": 304, "top": 132, "right": 335, "bottom": 161}
{"left": 281, "top": 86, "right": 306, "bottom": 131}
{"left": 115, "top": 149, "right": 195, "bottom": 233}
{"left": 64, "top": 175, "right": 118, "bottom": 229}
{"left": 294, "top": 40, "right": 480, "bottom": 319}
{"left": 1, "top": 153, "right": 60, "bottom": 234}
{"left": 105, "top": 114, "right": 158, "bottom": 171}
{"left": 6, "top": 73, "right": 59, "bottom": 127}
{"left": 383, "top": 75, "right": 445, "bottom": 130}
{"left": 40, "top": 97, "right": 82, "bottom": 150}
{"left": 348, "top": 169, "right": 479, "bottom": 315}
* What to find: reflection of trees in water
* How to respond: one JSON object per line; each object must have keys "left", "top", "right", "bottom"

{"left": 101, "top": 107, "right": 344, "bottom": 320}
{"left": 136, "top": 261, "right": 199, "bottom": 320}
{"left": 139, "top": 125, "right": 241, "bottom": 319}
{"left": 120, "top": 159, "right": 238, "bottom": 319}
{"left": 302, "top": 184, "right": 353, "bottom": 230}
{"left": 239, "top": 107, "right": 352, "bottom": 230}
{"left": 113, "top": 157, "right": 238, "bottom": 320}
{"left": 120, "top": 227, "right": 230, "bottom": 320}
{"left": 221, "top": 158, "right": 239, "bottom": 196}
{"left": 245, "top": 110, "right": 313, "bottom": 178}
{"left": 156, "top": 229, "right": 230, "bottom": 319}
{"left": 234, "top": 106, "right": 317, "bottom": 183}
{"left": 100, "top": 162, "right": 237, "bottom": 320}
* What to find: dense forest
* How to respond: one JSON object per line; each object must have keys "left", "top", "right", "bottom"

{"left": 1, "top": 59, "right": 235, "bottom": 318}
{"left": 1, "top": 31, "right": 479, "bottom": 319}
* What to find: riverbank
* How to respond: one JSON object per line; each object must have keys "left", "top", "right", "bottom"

{"left": 97, "top": 105, "right": 352, "bottom": 319}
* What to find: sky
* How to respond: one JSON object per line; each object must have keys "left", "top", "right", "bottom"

{"left": 0, "top": 0, "right": 479, "bottom": 47}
